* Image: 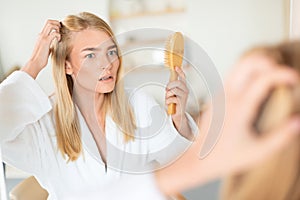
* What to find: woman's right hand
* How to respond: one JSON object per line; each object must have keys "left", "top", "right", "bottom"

{"left": 21, "top": 20, "right": 61, "bottom": 79}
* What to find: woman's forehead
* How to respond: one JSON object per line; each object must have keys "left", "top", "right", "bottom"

{"left": 70, "top": 29, "right": 115, "bottom": 52}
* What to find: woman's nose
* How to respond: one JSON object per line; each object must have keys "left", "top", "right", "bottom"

{"left": 101, "top": 55, "right": 113, "bottom": 70}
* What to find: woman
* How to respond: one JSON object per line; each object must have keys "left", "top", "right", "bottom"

{"left": 221, "top": 41, "right": 300, "bottom": 200}
{"left": 0, "top": 12, "right": 196, "bottom": 199}
{"left": 2, "top": 12, "right": 300, "bottom": 200}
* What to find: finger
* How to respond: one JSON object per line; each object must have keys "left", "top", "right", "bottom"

{"left": 166, "top": 88, "right": 187, "bottom": 99}
{"left": 165, "top": 89, "right": 176, "bottom": 99}
{"left": 175, "top": 66, "right": 186, "bottom": 83}
{"left": 47, "top": 25, "right": 60, "bottom": 36}
{"left": 165, "top": 96, "right": 180, "bottom": 105}
{"left": 46, "top": 19, "right": 61, "bottom": 26}
{"left": 41, "top": 20, "right": 61, "bottom": 36}
{"left": 41, "top": 25, "right": 60, "bottom": 38}
{"left": 166, "top": 80, "right": 188, "bottom": 92}
{"left": 50, "top": 33, "right": 61, "bottom": 47}
{"left": 243, "top": 67, "right": 299, "bottom": 121}
{"left": 226, "top": 54, "right": 279, "bottom": 96}
{"left": 43, "top": 19, "right": 61, "bottom": 28}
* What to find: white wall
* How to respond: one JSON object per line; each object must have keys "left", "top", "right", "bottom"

{"left": 186, "top": 0, "right": 289, "bottom": 76}
{"left": 0, "top": 0, "right": 109, "bottom": 94}
{"left": 290, "top": 0, "right": 300, "bottom": 38}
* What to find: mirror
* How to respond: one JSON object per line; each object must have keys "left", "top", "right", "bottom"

{"left": 0, "top": 0, "right": 294, "bottom": 199}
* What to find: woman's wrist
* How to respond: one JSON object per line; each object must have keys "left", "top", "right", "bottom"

{"left": 21, "top": 60, "right": 42, "bottom": 79}
{"left": 172, "top": 114, "right": 194, "bottom": 140}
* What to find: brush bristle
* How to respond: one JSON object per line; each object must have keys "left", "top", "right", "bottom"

{"left": 164, "top": 32, "right": 184, "bottom": 70}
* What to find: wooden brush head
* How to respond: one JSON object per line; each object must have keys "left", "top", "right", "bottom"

{"left": 164, "top": 32, "right": 184, "bottom": 70}
{"left": 164, "top": 32, "right": 185, "bottom": 115}
{"left": 254, "top": 84, "right": 300, "bottom": 133}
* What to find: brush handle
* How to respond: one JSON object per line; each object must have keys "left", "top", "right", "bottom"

{"left": 168, "top": 68, "right": 178, "bottom": 115}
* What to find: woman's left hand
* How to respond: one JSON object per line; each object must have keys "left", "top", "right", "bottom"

{"left": 165, "top": 66, "right": 192, "bottom": 138}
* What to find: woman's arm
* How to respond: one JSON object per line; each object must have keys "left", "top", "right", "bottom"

{"left": 0, "top": 71, "right": 52, "bottom": 142}
{"left": 165, "top": 66, "right": 194, "bottom": 140}
{"left": 0, "top": 20, "right": 60, "bottom": 142}
{"left": 0, "top": 20, "right": 61, "bottom": 174}
{"left": 21, "top": 20, "right": 61, "bottom": 79}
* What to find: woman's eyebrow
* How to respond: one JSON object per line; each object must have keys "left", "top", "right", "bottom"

{"left": 81, "top": 47, "right": 100, "bottom": 52}
{"left": 107, "top": 44, "right": 117, "bottom": 50}
{"left": 81, "top": 44, "right": 116, "bottom": 52}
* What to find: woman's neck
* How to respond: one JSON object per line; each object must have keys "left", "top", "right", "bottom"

{"left": 73, "top": 88, "right": 106, "bottom": 129}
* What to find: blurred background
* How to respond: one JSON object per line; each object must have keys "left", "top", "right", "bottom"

{"left": 0, "top": 0, "right": 299, "bottom": 199}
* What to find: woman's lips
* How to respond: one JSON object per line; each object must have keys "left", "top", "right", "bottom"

{"left": 99, "top": 75, "right": 113, "bottom": 81}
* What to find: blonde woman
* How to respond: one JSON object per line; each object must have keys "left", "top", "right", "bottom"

{"left": 1, "top": 11, "right": 300, "bottom": 200}
{"left": 221, "top": 41, "right": 300, "bottom": 200}
{"left": 0, "top": 12, "right": 197, "bottom": 199}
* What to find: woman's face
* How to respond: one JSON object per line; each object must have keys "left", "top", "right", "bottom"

{"left": 66, "top": 28, "right": 120, "bottom": 94}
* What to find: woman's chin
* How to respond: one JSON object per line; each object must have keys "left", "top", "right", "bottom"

{"left": 96, "top": 86, "right": 115, "bottom": 94}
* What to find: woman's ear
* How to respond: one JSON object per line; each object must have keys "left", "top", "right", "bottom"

{"left": 65, "top": 61, "right": 73, "bottom": 75}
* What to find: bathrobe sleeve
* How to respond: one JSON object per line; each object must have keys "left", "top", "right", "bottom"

{"left": 0, "top": 71, "right": 52, "bottom": 174}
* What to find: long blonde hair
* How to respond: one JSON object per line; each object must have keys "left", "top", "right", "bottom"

{"left": 51, "top": 12, "right": 136, "bottom": 161}
{"left": 221, "top": 41, "right": 300, "bottom": 200}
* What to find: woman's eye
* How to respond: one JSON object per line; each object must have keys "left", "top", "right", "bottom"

{"left": 85, "top": 53, "right": 95, "bottom": 58}
{"left": 108, "top": 49, "right": 118, "bottom": 56}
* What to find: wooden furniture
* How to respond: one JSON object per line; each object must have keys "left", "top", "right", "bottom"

{"left": 9, "top": 176, "right": 48, "bottom": 200}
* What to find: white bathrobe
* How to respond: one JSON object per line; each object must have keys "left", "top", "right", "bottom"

{"left": 0, "top": 71, "right": 197, "bottom": 200}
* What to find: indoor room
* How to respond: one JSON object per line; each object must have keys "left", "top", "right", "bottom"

{"left": 0, "top": 0, "right": 299, "bottom": 199}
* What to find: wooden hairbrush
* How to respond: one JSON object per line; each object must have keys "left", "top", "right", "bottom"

{"left": 164, "top": 32, "right": 184, "bottom": 115}
{"left": 254, "top": 85, "right": 300, "bottom": 133}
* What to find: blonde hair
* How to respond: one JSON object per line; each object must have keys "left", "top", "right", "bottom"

{"left": 51, "top": 12, "right": 136, "bottom": 161}
{"left": 221, "top": 41, "right": 300, "bottom": 200}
